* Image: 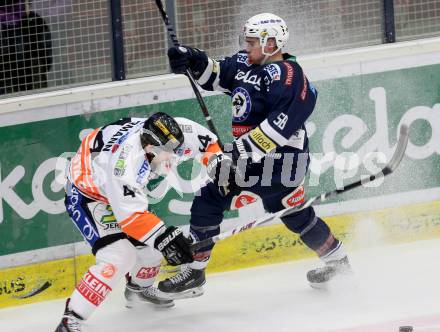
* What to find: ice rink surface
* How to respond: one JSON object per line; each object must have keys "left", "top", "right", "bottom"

{"left": 2, "top": 239, "right": 440, "bottom": 332}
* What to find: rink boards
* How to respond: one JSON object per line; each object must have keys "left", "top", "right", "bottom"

{"left": 1, "top": 37, "right": 440, "bottom": 308}
{"left": 1, "top": 199, "right": 440, "bottom": 308}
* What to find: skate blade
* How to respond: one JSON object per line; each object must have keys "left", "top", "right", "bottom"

{"left": 308, "top": 282, "right": 329, "bottom": 290}
{"left": 158, "top": 287, "right": 204, "bottom": 300}
{"left": 125, "top": 299, "right": 175, "bottom": 309}
{"left": 309, "top": 272, "right": 356, "bottom": 290}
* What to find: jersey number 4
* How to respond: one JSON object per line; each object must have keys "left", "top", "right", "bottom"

{"left": 123, "top": 185, "right": 136, "bottom": 197}
{"left": 198, "top": 134, "right": 212, "bottom": 152}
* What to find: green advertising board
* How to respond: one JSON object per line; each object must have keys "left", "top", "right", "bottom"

{"left": 0, "top": 63, "right": 439, "bottom": 257}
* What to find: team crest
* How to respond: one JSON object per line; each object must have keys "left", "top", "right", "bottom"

{"left": 231, "top": 87, "right": 251, "bottom": 122}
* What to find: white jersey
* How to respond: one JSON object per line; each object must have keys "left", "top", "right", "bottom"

{"left": 68, "top": 117, "right": 220, "bottom": 246}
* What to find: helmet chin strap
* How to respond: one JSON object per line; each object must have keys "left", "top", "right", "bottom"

{"left": 261, "top": 54, "right": 270, "bottom": 65}
{"left": 261, "top": 42, "right": 281, "bottom": 64}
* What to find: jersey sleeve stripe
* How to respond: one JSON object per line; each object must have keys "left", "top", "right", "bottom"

{"left": 259, "top": 120, "right": 288, "bottom": 146}
{"left": 197, "top": 58, "right": 214, "bottom": 85}
{"left": 248, "top": 126, "right": 278, "bottom": 153}
{"left": 71, "top": 129, "right": 109, "bottom": 203}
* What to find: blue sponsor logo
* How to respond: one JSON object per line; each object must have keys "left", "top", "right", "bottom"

{"left": 265, "top": 64, "right": 281, "bottom": 80}
{"left": 136, "top": 160, "right": 150, "bottom": 184}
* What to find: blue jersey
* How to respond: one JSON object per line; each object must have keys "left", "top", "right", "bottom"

{"left": 198, "top": 51, "right": 317, "bottom": 154}
{"left": 197, "top": 51, "right": 318, "bottom": 183}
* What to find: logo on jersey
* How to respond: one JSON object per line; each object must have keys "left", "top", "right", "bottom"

{"left": 179, "top": 124, "right": 193, "bottom": 133}
{"left": 232, "top": 87, "right": 252, "bottom": 122}
{"left": 231, "top": 191, "right": 259, "bottom": 209}
{"left": 114, "top": 159, "right": 126, "bottom": 177}
{"left": 77, "top": 271, "right": 112, "bottom": 306}
{"left": 136, "top": 160, "right": 150, "bottom": 184}
{"left": 232, "top": 125, "right": 253, "bottom": 137}
{"left": 283, "top": 62, "right": 294, "bottom": 86}
{"left": 101, "top": 264, "right": 117, "bottom": 279}
{"left": 175, "top": 146, "right": 192, "bottom": 157}
{"left": 66, "top": 187, "right": 99, "bottom": 242}
{"left": 94, "top": 204, "right": 119, "bottom": 231}
{"left": 281, "top": 185, "right": 305, "bottom": 208}
{"left": 249, "top": 127, "right": 277, "bottom": 153}
{"left": 103, "top": 121, "right": 141, "bottom": 152}
{"left": 136, "top": 267, "right": 160, "bottom": 279}
{"left": 237, "top": 53, "right": 251, "bottom": 67}
{"left": 235, "top": 70, "right": 261, "bottom": 90}
{"left": 111, "top": 132, "right": 130, "bottom": 153}
{"left": 264, "top": 64, "right": 281, "bottom": 81}
{"left": 300, "top": 73, "right": 308, "bottom": 101}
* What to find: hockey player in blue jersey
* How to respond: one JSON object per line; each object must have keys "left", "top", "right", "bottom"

{"left": 159, "top": 13, "right": 352, "bottom": 297}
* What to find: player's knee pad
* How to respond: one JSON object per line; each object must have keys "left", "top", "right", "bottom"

{"left": 230, "top": 191, "right": 260, "bottom": 209}
{"left": 70, "top": 239, "right": 137, "bottom": 319}
{"left": 280, "top": 185, "right": 305, "bottom": 209}
{"left": 129, "top": 246, "right": 162, "bottom": 288}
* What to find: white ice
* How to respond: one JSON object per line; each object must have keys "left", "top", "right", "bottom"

{"left": 1, "top": 239, "right": 440, "bottom": 332}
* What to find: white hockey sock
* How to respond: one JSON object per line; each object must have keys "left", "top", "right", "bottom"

{"left": 129, "top": 246, "right": 162, "bottom": 288}
{"left": 320, "top": 242, "right": 347, "bottom": 264}
{"left": 69, "top": 239, "right": 137, "bottom": 319}
{"left": 189, "top": 250, "right": 211, "bottom": 270}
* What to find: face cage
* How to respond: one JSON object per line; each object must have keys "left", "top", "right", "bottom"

{"left": 242, "top": 26, "right": 286, "bottom": 57}
{"left": 147, "top": 145, "right": 182, "bottom": 177}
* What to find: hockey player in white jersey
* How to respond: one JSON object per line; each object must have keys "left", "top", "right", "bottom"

{"left": 55, "top": 112, "right": 222, "bottom": 332}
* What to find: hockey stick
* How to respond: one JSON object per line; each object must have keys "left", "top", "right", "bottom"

{"left": 190, "top": 124, "right": 409, "bottom": 251}
{"left": 155, "top": 0, "right": 224, "bottom": 149}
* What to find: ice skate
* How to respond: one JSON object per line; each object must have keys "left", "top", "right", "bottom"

{"left": 125, "top": 282, "right": 174, "bottom": 308}
{"left": 307, "top": 256, "right": 353, "bottom": 289}
{"left": 158, "top": 265, "right": 205, "bottom": 299}
{"left": 55, "top": 300, "right": 83, "bottom": 332}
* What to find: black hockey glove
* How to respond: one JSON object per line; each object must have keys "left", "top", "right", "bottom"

{"left": 154, "top": 226, "right": 194, "bottom": 266}
{"left": 206, "top": 139, "right": 252, "bottom": 197}
{"left": 167, "top": 46, "right": 208, "bottom": 79}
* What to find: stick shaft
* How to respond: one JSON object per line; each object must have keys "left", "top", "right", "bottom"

{"left": 190, "top": 124, "right": 409, "bottom": 251}
{"left": 155, "top": 0, "right": 224, "bottom": 148}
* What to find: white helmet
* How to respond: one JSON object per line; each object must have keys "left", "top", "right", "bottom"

{"left": 243, "top": 13, "right": 289, "bottom": 56}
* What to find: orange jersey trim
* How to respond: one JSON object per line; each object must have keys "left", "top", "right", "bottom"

{"left": 118, "top": 211, "right": 162, "bottom": 241}
{"left": 71, "top": 129, "right": 108, "bottom": 203}
{"left": 201, "top": 142, "right": 222, "bottom": 166}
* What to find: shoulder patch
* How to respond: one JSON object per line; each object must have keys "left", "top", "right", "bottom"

{"left": 237, "top": 53, "right": 251, "bottom": 67}
{"left": 264, "top": 64, "right": 281, "bottom": 81}
{"left": 136, "top": 160, "right": 150, "bottom": 184}
{"left": 179, "top": 124, "right": 193, "bottom": 133}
